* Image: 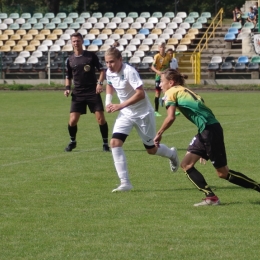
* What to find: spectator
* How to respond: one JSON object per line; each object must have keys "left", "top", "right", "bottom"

{"left": 233, "top": 7, "right": 243, "bottom": 23}
{"left": 247, "top": 6, "right": 257, "bottom": 25}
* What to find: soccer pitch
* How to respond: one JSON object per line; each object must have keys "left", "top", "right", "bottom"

{"left": 1, "top": 91, "right": 260, "bottom": 259}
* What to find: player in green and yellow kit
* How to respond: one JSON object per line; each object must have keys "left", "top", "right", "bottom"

{"left": 151, "top": 42, "right": 172, "bottom": 117}
{"left": 154, "top": 68, "right": 260, "bottom": 206}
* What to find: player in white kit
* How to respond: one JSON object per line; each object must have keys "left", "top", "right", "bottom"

{"left": 104, "top": 47, "right": 179, "bottom": 192}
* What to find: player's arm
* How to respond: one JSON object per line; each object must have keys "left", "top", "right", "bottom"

{"left": 105, "top": 83, "right": 114, "bottom": 113}
{"left": 151, "top": 63, "right": 161, "bottom": 75}
{"left": 64, "top": 59, "right": 72, "bottom": 97}
{"left": 154, "top": 105, "right": 176, "bottom": 147}
{"left": 64, "top": 79, "right": 72, "bottom": 97}
{"left": 96, "top": 69, "right": 105, "bottom": 94}
{"left": 107, "top": 86, "right": 145, "bottom": 113}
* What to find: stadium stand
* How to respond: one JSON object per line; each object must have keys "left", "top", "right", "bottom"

{"left": 0, "top": 7, "right": 259, "bottom": 81}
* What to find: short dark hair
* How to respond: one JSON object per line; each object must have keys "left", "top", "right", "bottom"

{"left": 70, "top": 32, "right": 83, "bottom": 40}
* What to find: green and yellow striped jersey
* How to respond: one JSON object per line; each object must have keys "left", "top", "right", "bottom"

{"left": 164, "top": 86, "right": 219, "bottom": 132}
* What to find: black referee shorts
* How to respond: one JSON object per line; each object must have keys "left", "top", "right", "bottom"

{"left": 70, "top": 93, "right": 104, "bottom": 114}
{"left": 187, "top": 123, "right": 227, "bottom": 169}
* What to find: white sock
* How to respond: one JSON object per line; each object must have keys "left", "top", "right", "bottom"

{"left": 155, "top": 144, "right": 174, "bottom": 159}
{"left": 111, "top": 147, "right": 130, "bottom": 184}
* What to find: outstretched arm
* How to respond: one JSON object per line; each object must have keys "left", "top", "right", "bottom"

{"left": 154, "top": 105, "right": 176, "bottom": 146}
{"left": 107, "top": 86, "right": 145, "bottom": 113}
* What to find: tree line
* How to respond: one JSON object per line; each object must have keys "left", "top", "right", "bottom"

{"left": 3, "top": 0, "right": 247, "bottom": 18}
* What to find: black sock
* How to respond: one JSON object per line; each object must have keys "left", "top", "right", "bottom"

{"left": 99, "top": 122, "right": 108, "bottom": 145}
{"left": 186, "top": 167, "right": 215, "bottom": 197}
{"left": 68, "top": 124, "right": 77, "bottom": 142}
{"left": 227, "top": 169, "right": 260, "bottom": 192}
{"left": 154, "top": 97, "right": 159, "bottom": 112}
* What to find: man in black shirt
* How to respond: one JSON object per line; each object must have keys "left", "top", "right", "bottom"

{"left": 64, "top": 32, "right": 109, "bottom": 152}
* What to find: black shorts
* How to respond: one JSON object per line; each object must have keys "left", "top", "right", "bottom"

{"left": 70, "top": 93, "right": 104, "bottom": 114}
{"left": 187, "top": 123, "right": 227, "bottom": 169}
{"left": 155, "top": 80, "right": 161, "bottom": 92}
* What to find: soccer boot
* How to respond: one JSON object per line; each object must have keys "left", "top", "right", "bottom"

{"left": 112, "top": 183, "right": 133, "bottom": 192}
{"left": 65, "top": 141, "right": 76, "bottom": 152}
{"left": 169, "top": 147, "right": 179, "bottom": 172}
{"left": 194, "top": 196, "right": 220, "bottom": 206}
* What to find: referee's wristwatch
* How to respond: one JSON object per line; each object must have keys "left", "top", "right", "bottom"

{"left": 97, "top": 81, "right": 103, "bottom": 85}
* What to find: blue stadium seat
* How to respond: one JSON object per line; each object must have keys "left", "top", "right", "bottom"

{"left": 139, "top": 28, "right": 150, "bottom": 36}
{"left": 227, "top": 27, "right": 239, "bottom": 34}
{"left": 224, "top": 33, "right": 236, "bottom": 41}
{"left": 237, "top": 55, "right": 249, "bottom": 64}
{"left": 92, "top": 39, "right": 103, "bottom": 46}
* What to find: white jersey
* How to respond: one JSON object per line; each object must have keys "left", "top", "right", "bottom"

{"left": 106, "top": 63, "right": 153, "bottom": 118}
{"left": 170, "top": 58, "right": 178, "bottom": 70}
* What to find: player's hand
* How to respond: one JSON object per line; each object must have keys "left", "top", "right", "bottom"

{"left": 107, "top": 103, "right": 121, "bottom": 112}
{"left": 199, "top": 158, "right": 206, "bottom": 165}
{"left": 153, "top": 134, "right": 162, "bottom": 147}
{"left": 96, "top": 85, "right": 103, "bottom": 94}
{"left": 106, "top": 105, "right": 112, "bottom": 113}
{"left": 64, "top": 90, "right": 70, "bottom": 97}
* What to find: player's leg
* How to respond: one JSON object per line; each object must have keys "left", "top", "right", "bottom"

{"left": 65, "top": 112, "right": 81, "bottom": 152}
{"left": 154, "top": 81, "right": 161, "bottom": 116}
{"left": 89, "top": 94, "right": 110, "bottom": 151}
{"left": 181, "top": 152, "right": 217, "bottom": 196}
{"left": 183, "top": 131, "right": 220, "bottom": 206}
{"left": 111, "top": 115, "right": 133, "bottom": 192}
{"left": 135, "top": 112, "right": 179, "bottom": 171}
{"left": 215, "top": 166, "right": 260, "bottom": 192}
{"left": 65, "top": 98, "right": 84, "bottom": 152}
{"left": 94, "top": 110, "right": 109, "bottom": 151}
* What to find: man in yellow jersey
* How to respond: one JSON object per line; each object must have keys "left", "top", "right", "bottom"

{"left": 151, "top": 42, "right": 171, "bottom": 117}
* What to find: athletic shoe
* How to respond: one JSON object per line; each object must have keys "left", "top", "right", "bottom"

{"left": 175, "top": 111, "right": 180, "bottom": 116}
{"left": 154, "top": 111, "right": 162, "bottom": 117}
{"left": 193, "top": 196, "right": 220, "bottom": 207}
{"left": 64, "top": 141, "right": 76, "bottom": 152}
{"left": 103, "top": 144, "right": 110, "bottom": 152}
{"left": 169, "top": 147, "right": 179, "bottom": 172}
{"left": 112, "top": 183, "right": 133, "bottom": 192}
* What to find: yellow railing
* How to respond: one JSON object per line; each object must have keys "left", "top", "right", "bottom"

{"left": 193, "top": 8, "right": 224, "bottom": 53}
{"left": 190, "top": 8, "right": 224, "bottom": 83}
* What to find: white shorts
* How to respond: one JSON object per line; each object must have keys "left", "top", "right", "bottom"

{"left": 113, "top": 111, "right": 156, "bottom": 146}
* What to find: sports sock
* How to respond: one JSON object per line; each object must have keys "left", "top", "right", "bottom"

{"left": 68, "top": 124, "right": 77, "bottom": 142}
{"left": 227, "top": 169, "right": 260, "bottom": 192}
{"left": 154, "top": 97, "right": 159, "bottom": 112}
{"left": 186, "top": 167, "right": 215, "bottom": 197}
{"left": 155, "top": 144, "right": 173, "bottom": 159}
{"left": 111, "top": 147, "right": 130, "bottom": 183}
{"left": 99, "top": 122, "right": 108, "bottom": 145}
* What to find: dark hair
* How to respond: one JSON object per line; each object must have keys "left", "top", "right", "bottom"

{"left": 70, "top": 32, "right": 83, "bottom": 40}
{"left": 162, "top": 68, "right": 188, "bottom": 85}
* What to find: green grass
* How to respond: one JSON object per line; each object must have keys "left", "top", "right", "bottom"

{"left": 1, "top": 91, "right": 260, "bottom": 260}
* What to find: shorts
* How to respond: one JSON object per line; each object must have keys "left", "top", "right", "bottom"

{"left": 187, "top": 123, "right": 227, "bottom": 169}
{"left": 155, "top": 80, "right": 161, "bottom": 92}
{"left": 112, "top": 111, "right": 156, "bottom": 147}
{"left": 70, "top": 93, "right": 104, "bottom": 114}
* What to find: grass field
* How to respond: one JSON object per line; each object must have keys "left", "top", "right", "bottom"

{"left": 1, "top": 90, "right": 260, "bottom": 260}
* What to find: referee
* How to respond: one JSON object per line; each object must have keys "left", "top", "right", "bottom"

{"left": 64, "top": 32, "right": 109, "bottom": 152}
